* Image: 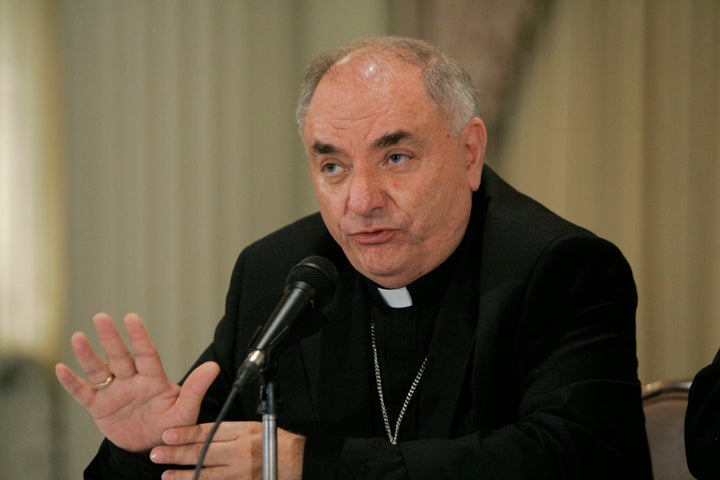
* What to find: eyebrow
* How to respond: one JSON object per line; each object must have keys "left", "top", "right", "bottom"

{"left": 311, "top": 141, "right": 340, "bottom": 155}
{"left": 372, "top": 130, "right": 420, "bottom": 149}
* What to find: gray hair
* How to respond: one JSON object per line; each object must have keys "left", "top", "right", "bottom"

{"left": 295, "top": 36, "right": 480, "bottom": 135}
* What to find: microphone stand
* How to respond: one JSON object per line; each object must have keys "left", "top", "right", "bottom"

{"left": 257, "top": 366, "right": 280, "bottom": 480}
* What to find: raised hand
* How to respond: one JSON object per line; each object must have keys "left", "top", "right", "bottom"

{"left": 55, "top": 312, "right": 220, "bottom": 452}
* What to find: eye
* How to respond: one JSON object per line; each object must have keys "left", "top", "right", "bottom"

{"left": 321, "top": 162, "right": 342, "bottom": 176}
{"left": 387, "top": 153, "right": 410, "bottom": 165}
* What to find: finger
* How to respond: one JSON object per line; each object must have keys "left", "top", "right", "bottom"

{"left": 151, "top": 443, "right": 233, "bottom": 468}
{"left": 150, "top": 443, "right": 201, "bottom": 467}
{"left": 93, "top": 312, "right": 137, "bottom": 379}
{"left": 152, "top": 436, "right": 252, "bottom": 470}
{"left": 162, "top": 424, "right": 208, "bottom": 445}
{"left": 55, "top": 362, "right": 96, "bottom": 408}
{"left": 174, "top": 362, "right": 221, "bottom": 423}
{"left": 70, "top": 330, "right": 113, "bottom": 384}
{"left": 123, "top": 313, "right": 167, "bottom": 378}
{"left": 208, "top": 421, "right": 261, "bottom": 442}
{"left": 163, "top": 421, "right": 260, "bottom": 446}
{"left": 159, "top": 465, "right": 228, "bottom": 480}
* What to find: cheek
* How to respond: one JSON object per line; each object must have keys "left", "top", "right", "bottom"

{"left": 412, "top": 171, "right": 468, "bottom": 233}
{"left": 312, "top": 176, "right": 332, "bottom": 207}
{"left": 315, "top": 191, "right": 334, "bottom": 217}
{"left": 314, "top": 186, "right": 345, "bottom": 231}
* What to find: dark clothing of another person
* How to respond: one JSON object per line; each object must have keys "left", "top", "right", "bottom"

{"left": 686, "top": 348, "right": 720, "bottom": 479}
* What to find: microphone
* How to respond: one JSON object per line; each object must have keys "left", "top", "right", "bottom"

{"left": 233, "top": 255, "right": 338, "bottom": 389}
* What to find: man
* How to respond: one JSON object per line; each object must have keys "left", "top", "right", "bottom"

{"left": 56, "top": 37, "right": 652, "bottom": 479}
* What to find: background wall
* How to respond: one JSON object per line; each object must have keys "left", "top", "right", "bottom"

{"left": 2, "top": 0, "right": 719, "bottom": 478}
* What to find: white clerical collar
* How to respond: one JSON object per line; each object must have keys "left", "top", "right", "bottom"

{"left": 377, "top": 286, "right": 413, "bottom": 308}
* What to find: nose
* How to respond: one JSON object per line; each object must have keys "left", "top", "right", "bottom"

{"left": 346, "top": 167, "right": 386, "bottom": 216}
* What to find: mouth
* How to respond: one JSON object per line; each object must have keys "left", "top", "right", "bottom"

{"left": 348, "top": 228, "right": 396, "bottom": 245}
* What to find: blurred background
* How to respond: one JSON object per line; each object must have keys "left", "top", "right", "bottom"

{"left": 1, "top": 0, "right": 719, "bottom": 477}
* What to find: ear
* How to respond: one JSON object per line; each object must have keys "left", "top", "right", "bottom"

{"left": 462, "top": 117, "right": 487, "bottom": 191}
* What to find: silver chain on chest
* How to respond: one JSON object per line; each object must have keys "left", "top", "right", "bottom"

{"left": 370, "top": 316, "right": 428, "bottom": 445}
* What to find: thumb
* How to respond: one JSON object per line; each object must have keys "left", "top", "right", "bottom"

{"left": 175, "top": 361, "right": 221, "bottom": 420}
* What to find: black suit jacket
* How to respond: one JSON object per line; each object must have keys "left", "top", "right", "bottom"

{"left": 86, "top": 166, "right": 652, "bottom": 479}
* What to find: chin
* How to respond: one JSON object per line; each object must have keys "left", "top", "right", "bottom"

{"left": 347, "top": 248, "right": 417, "bottom": 285}
{"left": 355, "top": 260, "right": 403, "bottom": 284}
{"left": 362, "top": 264, "right": 417, "bottom": 289}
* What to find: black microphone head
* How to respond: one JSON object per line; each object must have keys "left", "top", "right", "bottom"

{"left": 285, "top": 256, "right": 338, "bottom": 308}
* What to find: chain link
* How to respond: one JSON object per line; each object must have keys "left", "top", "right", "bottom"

{"left": 370, "top": 315, "right": 428, "bottom": 445}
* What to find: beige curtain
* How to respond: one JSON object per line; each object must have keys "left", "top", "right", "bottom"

{"left": 396, "top": 0, "right": 720, "bottom": 384}
{"left": 0, "top": 0, "right": 64, "bottom": 365}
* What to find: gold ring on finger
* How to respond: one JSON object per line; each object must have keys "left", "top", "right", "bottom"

{"left": 93, "top": 373, "right": 115, "bottom": 390}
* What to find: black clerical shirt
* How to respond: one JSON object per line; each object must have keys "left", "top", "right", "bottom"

{"left": 363, "top": 227, "right": 470, "bottom": 443}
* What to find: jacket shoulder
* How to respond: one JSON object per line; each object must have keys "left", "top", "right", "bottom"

{"left": 478, "top": 167, "right": 629, "bottom": 285}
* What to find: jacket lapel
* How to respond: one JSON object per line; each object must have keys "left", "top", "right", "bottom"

{"left": 297, "top": 270, "right": 377, "bottom": 436}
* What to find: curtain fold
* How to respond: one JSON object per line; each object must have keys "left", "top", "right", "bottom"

{"left": 0, "top": 0, "right": 64, "bottom": 366}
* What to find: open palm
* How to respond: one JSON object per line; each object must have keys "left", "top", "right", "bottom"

{"left": 55, "top": 313, "right": 219, "bottom": 452}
